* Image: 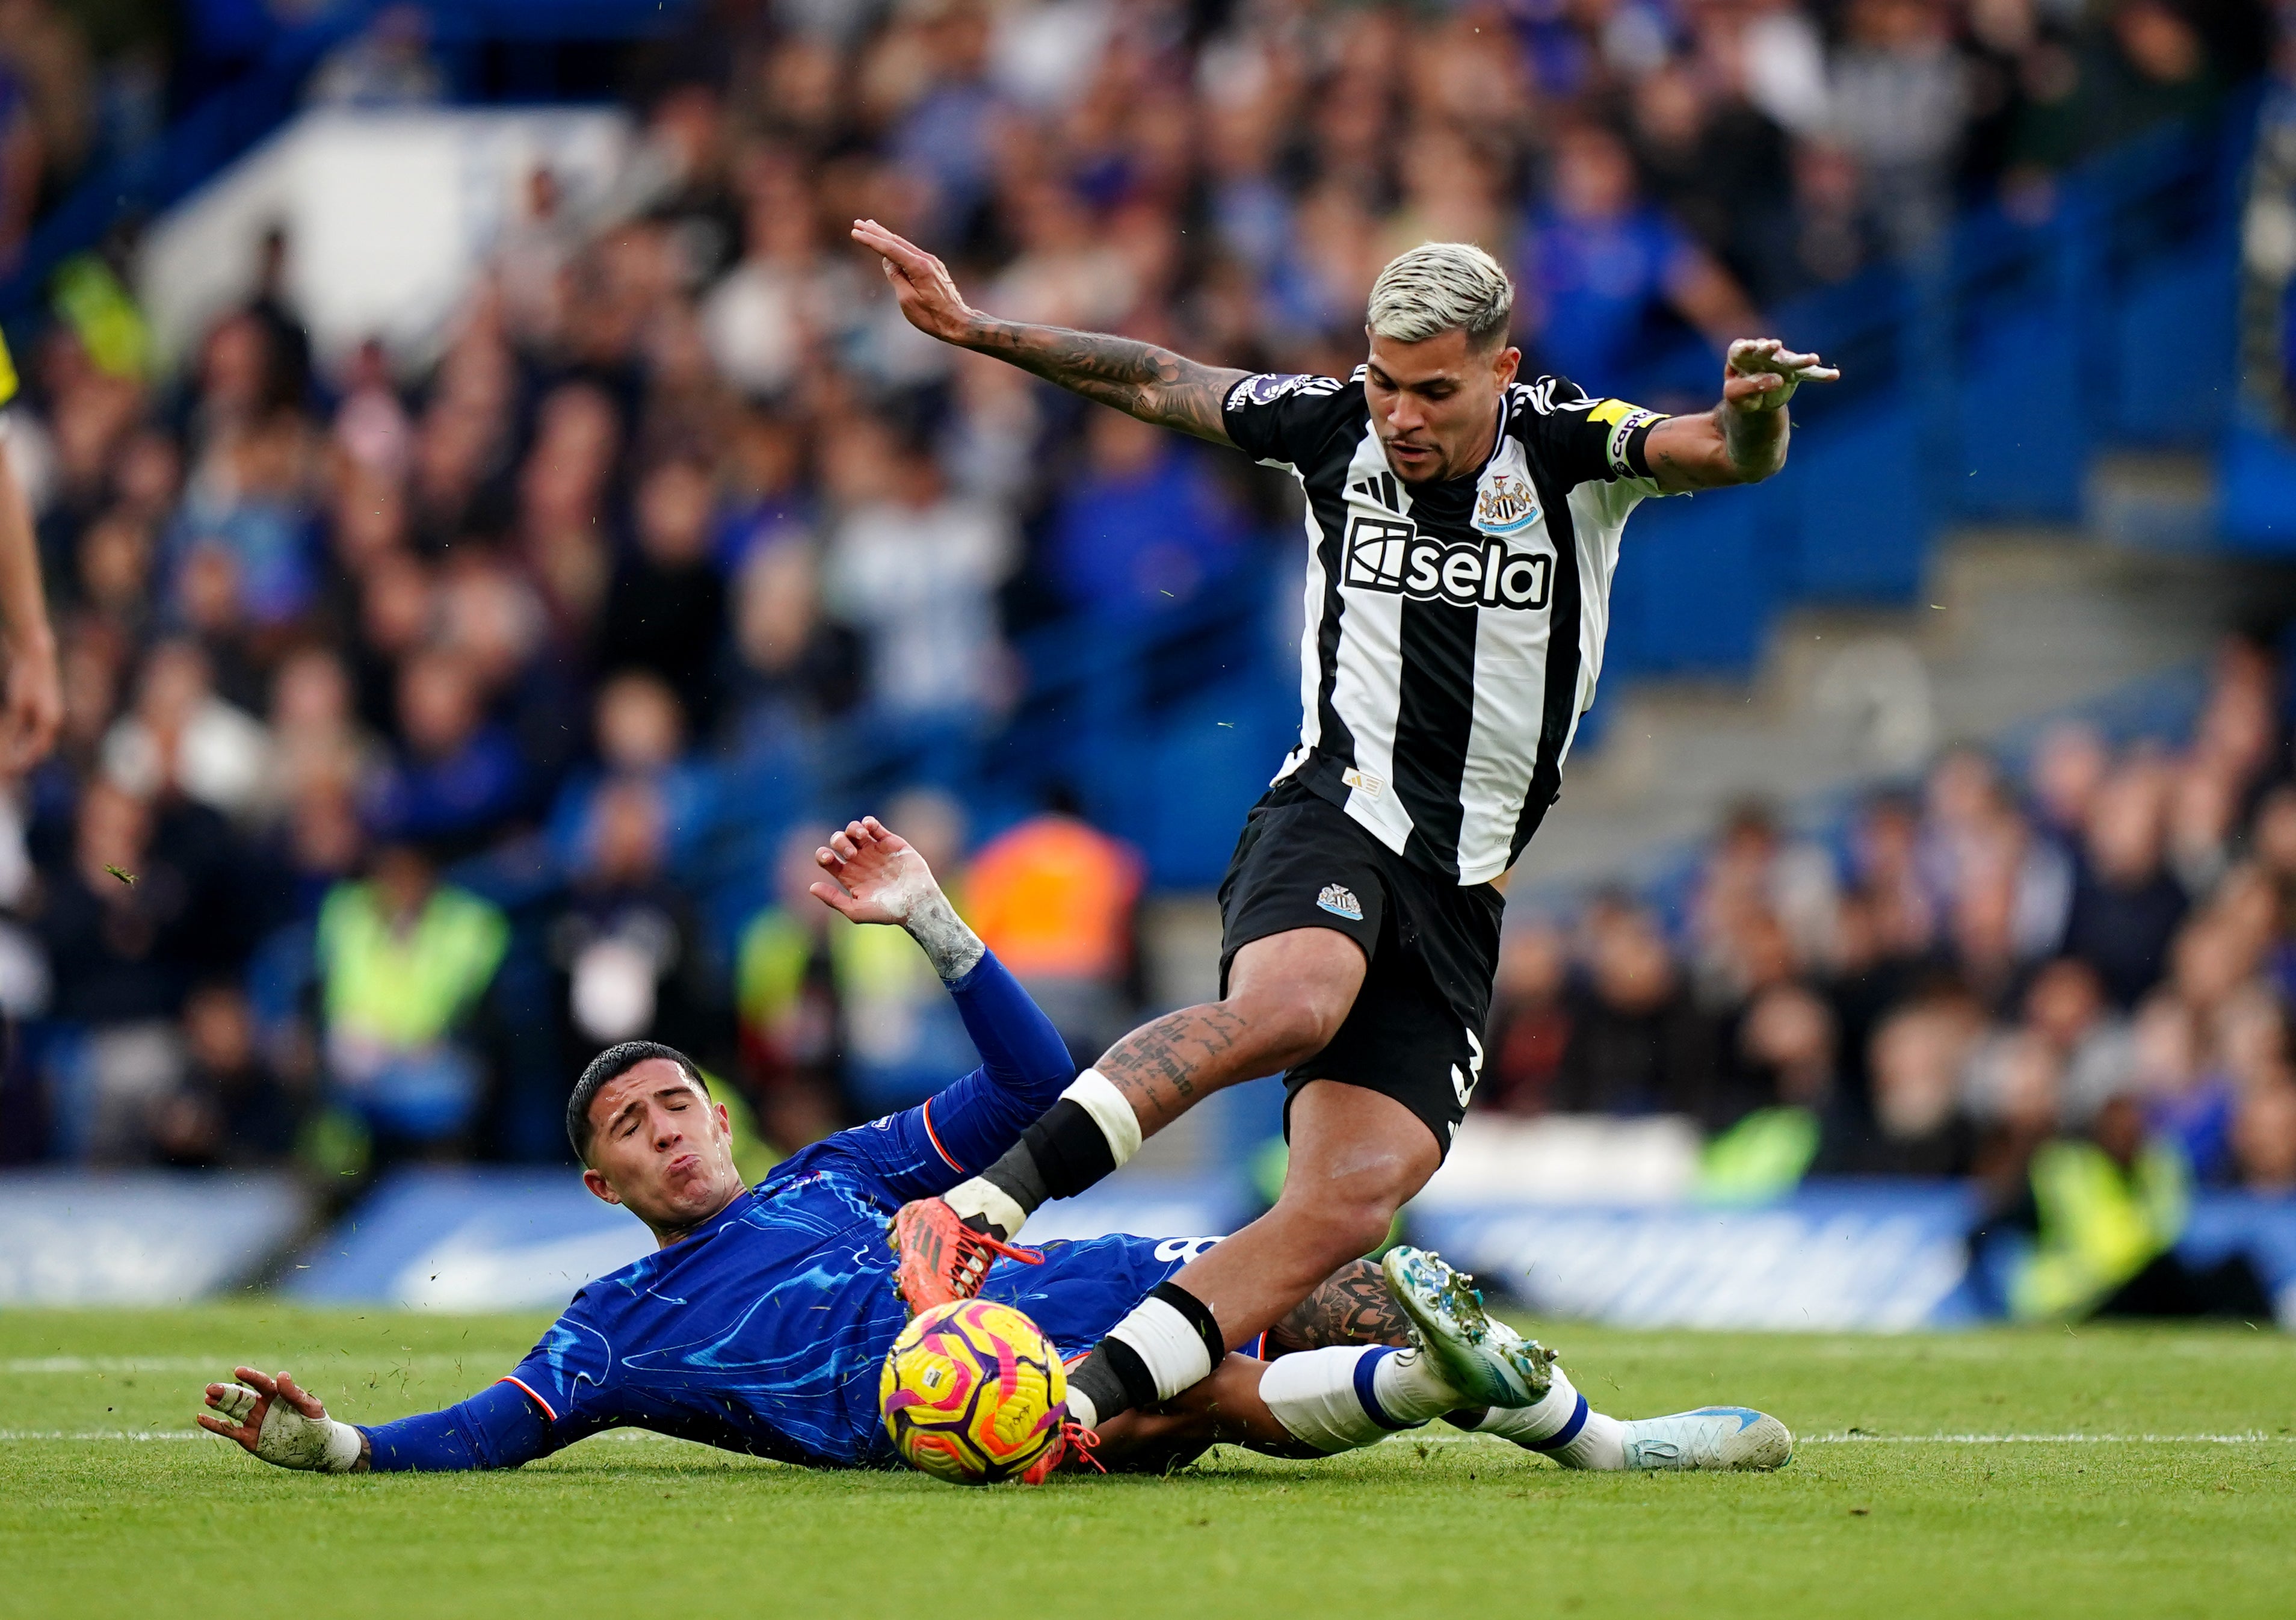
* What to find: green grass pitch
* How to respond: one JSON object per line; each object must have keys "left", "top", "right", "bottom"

{"left": 4, "top": 1306, "right": 2291, "bottom": 1619}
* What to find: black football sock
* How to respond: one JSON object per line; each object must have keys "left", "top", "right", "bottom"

{"left": 941, "top": 1070, "right": 1142, "bottom": 1239}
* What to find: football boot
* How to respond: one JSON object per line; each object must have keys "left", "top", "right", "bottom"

{"left": 888, "top": 1197, "right": 1041, "bottom": 1313}
{"left": 1380, "top": 1246, "right": 1555, "bottom": 1409}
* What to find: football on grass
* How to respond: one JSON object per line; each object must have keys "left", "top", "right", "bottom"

{"left": 880, "top": 1299, "right": 1067, "bottom": 1485}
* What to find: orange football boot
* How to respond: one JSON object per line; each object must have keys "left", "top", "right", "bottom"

{"left": 887, "top": 1197, "right": 1042, "bottom": 1312}
{"left": 1020, "top": 1419, "right": 1103, "bottom": 1485}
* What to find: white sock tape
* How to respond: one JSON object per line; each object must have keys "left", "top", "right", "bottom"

{"left": 944, "top": 1175, "right": 1029, "bottom": 1241}
{"left": 1063, "top": 1068, "right": 1143, "bottom": 1168}
{"left": 1106, "top": 1296, "right": 1213, "bottom": 1403}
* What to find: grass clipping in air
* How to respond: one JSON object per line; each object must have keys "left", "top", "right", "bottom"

{"left": 2, "top": 1305, "right": 2291, "bottom": 1619}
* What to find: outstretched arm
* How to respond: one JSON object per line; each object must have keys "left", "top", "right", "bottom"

{"left": 809, "top": 817, "right": 1076, "bottom": 1195}
{"left": 851, "top": 219, "right": 1247, "bottom": 445}
{"left": 1643, "top": 338, "right": 1839, "bottom": 493}
{"left": 201, "top": 1366, "right": 553, "bottom": 1474}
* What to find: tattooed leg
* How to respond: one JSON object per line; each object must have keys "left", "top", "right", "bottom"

{"left": 1266, "top": 1259, "right": 1416, "bottom": 1353}
{"left": 937, "top": 927, "right": 1368, "bottom": 1247}
{"left": 1092, "top": 926, "right": 1368, "bottom": 1131}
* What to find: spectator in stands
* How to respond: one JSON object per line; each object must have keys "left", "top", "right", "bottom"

{"left": 1556, "top": 897, "right": 1718, "bottom": 1119}
{"left": 362, "top": 649, "right": 528, "bottom": 854}
{"left": 1857, "top": 986, "right": 1981, "bottom": 1175}
{"left": 1483, "top": 920, "right": 1575, "bottom": 1118}
{"left": 312, "top": 839, "right": 507, "bottom": 1157}
{"left": 1048, "top": 412, "right": 1250, "bottom": 619}
{"left": 726, "top": 537, "right": 860, "bottom": 741}
{"left": 99, "top": 637, "right": 271, "bottom": 822}
{"left": 1830, "top": 0, "right": 1968, "bottom": 256}
{"left": 822, "top": 425, "right": 1015, "bottom": 725}
{"left": 1519, "top": 123, "right": 1759, "bottom": 385}
{"left": 36, "top": 780, "right": 196, "bottom": 1160}
{"left": 149, "top": 981, "right": 300, "bottom": 1167}
{"left": 548, "top": 670, "right": 712, "bottom": 873}
{"left": 2063, "top": 759, "right": 2188, "bottom": 1006}
{"left": 2229, "top": 1079, "right": 2296, "bottom": 1192}
{"left": 964, "top": 786, "right": 1143, "bottom": 1065}
{"left": 550, "top": 776, "right": 726, "bottom": 1077}
{"left": 598, "top": 457, "right": 729, "bottom": 735}
{"left": 1688, "top": 797, "right": 1839, "bottom": 1007}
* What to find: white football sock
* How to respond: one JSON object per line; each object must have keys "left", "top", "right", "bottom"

{"left": 1261, "top": 1346, "right": 1448, "bottom": 1454}
{"left": 1472, "top": 1365, "right": 1626, "bottom": 1470}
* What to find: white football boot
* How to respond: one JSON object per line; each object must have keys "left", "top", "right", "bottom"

{"left": 1380, "top": 1246, "right": 1555, "bottom": 1409}
{"left": 1621, "top": 1406, "right": 1794, "bottom": 1471}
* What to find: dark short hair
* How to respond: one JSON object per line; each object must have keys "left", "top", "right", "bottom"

{"left": 567, "top": 1040, "right": 711, "bottom": 1162}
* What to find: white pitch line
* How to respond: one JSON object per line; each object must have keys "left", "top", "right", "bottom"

{"left": 1, "top": 1358, "right": 232, "bottom": 1374}
{"left": 1395, "top": 1431, "right": 2292, "bottom": 1448}
{"left": 0, "top": 1430, "right": 205, "bottom": 1441}
{"left": 1804, "top": 1432, "right": 2292, "bottom": 1444}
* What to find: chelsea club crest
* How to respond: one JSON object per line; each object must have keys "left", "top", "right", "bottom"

{"left": 1474, "top": 472, "right": 1538, "bottom": 534}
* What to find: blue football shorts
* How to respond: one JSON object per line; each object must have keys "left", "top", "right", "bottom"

{"left": 978, "top": 1233, "right": 1273, "bottom": 1364}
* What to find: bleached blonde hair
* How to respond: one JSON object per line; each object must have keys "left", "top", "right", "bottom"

{"left": 1366, "top": 242, "right": 1514, "bottom": 349}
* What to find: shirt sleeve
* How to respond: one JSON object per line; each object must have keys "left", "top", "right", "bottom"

{"left": 1220, "top": 372, "right": 1347, "bottom": 468}
{"left": 1519, "top": 375, "right": 1667, "bottom": 498}
{"left": 815, "top": 949, "right": 1078, "bottom": 1202}
{"left": 361, "top": 1379, "right": 555, "bottom": 1471}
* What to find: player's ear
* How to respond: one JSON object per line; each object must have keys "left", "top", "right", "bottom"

{"left": 582, "top": 1167, "right": 621, "bottom": 1206}
{"left": 1493, "top": 345, "right": 1520, "bottom": 389}
{"left": 712, "top": 1101, "right": 731, "bottom": 1139}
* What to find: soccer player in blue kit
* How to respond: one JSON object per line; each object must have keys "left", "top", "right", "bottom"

{"left": 200, "top": 819, "right": 1789, "bottom": 1479}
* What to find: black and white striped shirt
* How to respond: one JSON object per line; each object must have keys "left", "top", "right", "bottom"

{"left": 1223, "top": 369, "right": 1668, "bottom": 886}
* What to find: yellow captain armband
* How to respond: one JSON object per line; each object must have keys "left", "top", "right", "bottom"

{"left": 0, "top": 326, "right": 17, "bottom": 409}
{"left": 1586, "top": 397, "right": 1665, "bottom": 479}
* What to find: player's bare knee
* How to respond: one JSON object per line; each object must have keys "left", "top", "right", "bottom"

{"left": 1266, "top": 1193, "right": 1393, "bottom": 1274}
{"left": 1220, "top": 985, "right": 1346, "bottom": 1069}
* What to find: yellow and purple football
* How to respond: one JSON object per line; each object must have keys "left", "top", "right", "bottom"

{"left": 880, "top": 1299, "right": 1067, "bottom": 1485}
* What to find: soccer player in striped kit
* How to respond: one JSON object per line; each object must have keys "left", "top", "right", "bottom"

{"left": 852, "top": 220, "right": 1835, "bottom": 1439}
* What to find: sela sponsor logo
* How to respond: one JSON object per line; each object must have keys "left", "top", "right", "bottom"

{"left": 1315, "top": 883, "right": 1364, "bottom": 921}
{"left": 1474, "top": 472, "right": 1539, "bottom": 534}
{"left": 1346, "top": 516, "right": 1552, "bottom": 610}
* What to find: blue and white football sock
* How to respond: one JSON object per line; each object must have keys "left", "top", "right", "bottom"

{"left": 1261, "top": 1346, "right": 1470, "bottom": 1454}
{"left": 1471, "top": 1364, "right": 1627, "bottom": 1470}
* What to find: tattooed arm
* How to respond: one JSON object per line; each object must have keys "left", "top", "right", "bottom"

{"left": 851, "top": 218, "right": 1245, "bottom": 445}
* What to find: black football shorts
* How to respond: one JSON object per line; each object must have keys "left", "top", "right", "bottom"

{"left": 1216, "top": 778, "right": 1504, "bottom": 1156}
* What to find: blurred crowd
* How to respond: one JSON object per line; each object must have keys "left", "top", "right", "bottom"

{"left": 1479, "top": 641, "right": 2296, "bottom": 1220}
{"left": 0, "top": 0, "right": 2280, "bottom": 1185}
